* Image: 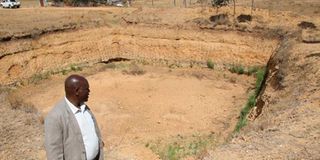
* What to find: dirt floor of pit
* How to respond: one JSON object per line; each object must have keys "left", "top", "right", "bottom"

{"left": 9, "top": 63, "right": 255, "bottom": 159}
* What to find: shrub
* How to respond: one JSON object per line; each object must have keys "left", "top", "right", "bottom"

{"left": 29, "top": 72, "right": 50, "bottom": 84}
{"left": 246, "top": 66, "right": 259, "bottom": 75}
{"left": 70, "top": 64, "right": 82, "bottom": 72}
{"left": 229, "top": 64, "right": 245, "bottom": 74}
{"left": 206, "top": 59, "right": 215, "bottom": 69}
{"left": 211, "top": 0, "right": 230, "bottom": 8}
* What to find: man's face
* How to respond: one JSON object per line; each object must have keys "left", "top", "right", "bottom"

{"left": 77, "top": 80, "right": 90, "bottom": 103}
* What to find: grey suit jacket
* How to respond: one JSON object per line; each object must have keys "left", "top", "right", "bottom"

{"left": 45, "top": 99, "right": 104, "bottom": 160}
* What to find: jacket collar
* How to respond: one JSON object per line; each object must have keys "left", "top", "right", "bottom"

{"left": 64, "top": 97, "right": 88, "bottom": 114}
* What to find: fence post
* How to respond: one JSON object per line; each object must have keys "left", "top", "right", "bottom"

{"left": 251, "top": 0, "right": 254, "bottom": 15}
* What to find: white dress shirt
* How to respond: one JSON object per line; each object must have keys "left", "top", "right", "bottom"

{"left": 65, "top": 97, "right": 99, "bottom": 160}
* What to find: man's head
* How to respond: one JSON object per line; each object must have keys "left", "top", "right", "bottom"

{"left": 65, "top": 74, "right": 90, "bottom": 107}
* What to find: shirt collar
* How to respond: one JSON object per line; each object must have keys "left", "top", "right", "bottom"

{"left": 65, "top": 97, "right": 87, "bottom": 114}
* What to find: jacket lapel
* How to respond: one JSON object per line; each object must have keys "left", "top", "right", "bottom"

{"left": 63, "top": 99, "right": 85, "bottom": 145}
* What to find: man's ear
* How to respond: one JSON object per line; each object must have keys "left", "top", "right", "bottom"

{"left": 75, "top": 87, "right": 80, "bottom": 96}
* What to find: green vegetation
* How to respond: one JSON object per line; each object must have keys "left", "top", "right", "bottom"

{"left": 229, "top": 64, "right": 262, "bottom": 76}
{"left": 229, "top": 64, "right": 245, "bottom": 74}
{"left": 254, "top": 69, "right": 265, "bottom": 95}
{"left": 146, "top": 133, "right": 216, "bottom": 160}
{"left": 247, "top": 66, "right": 259, "bottom": 75}
{"left": 28, "top": 64, "right": 83, "bottom": 84}
{"left": 234, "top": 68, "right": 266, "bottom": 132}
{"left": 70, "top": 64, "right": 82, "bottom": 72}
{"left": 62, "top": 64, "right": 83, "bottom": 75}
{"left": 29, "top": 72, "right": 51, "bottom": 84}
{"left": 206, "top": 59, "right": 215, "bottom": 69}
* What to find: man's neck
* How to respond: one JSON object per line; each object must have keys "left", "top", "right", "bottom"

{"left": 65, "top": 96, "right": 80, "bottom": 108}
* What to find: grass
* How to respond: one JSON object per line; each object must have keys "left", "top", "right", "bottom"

{"left": 28, "top": 64, "right": 83, "bottom": 84}
{"left": 62, "top": 64, "right": 83, "bottom": 75}
{"left": 229, "top": 64, "right": 245, "bottom": 74}
{"left": 146, "top": 133, "right": 216, "bottom": 160}
{"left": 247, "top": 66, "right": 260, "bottom": 76}
{"left": 234, "top": 67, "right": 266, "bottom": 132}
{"left": 29, "top": 72, "right": 51, "bottom": 84}
{"left": 206, "top": 59, "right": 215, "bottom": 69}
{"left": 7, "top": 92, "right": 39, "bottom": 113}
{"left": 122, "top": 64, "right": 146, "bottom": 75}
{"left": 228, "top": 64, "right": 263, "bottom": 76}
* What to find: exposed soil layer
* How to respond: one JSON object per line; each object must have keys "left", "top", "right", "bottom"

{"left": 0, "top": 25, "right": 276, "bottom": 85}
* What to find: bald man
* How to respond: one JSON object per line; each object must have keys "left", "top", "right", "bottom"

{"left": 45, "top": 75, "right": 104, "bottom": 160}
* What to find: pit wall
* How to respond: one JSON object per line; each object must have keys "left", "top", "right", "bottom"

{"left": 0, "top": 27, "right": 277, "bottom": 86}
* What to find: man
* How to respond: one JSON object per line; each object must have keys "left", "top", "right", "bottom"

{"left": 45, "top": 75, "right": 104, "bottom": 160}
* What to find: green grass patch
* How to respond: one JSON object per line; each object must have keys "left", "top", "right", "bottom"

{"left": 234, "top": 67, "right": 266, "bottom": 132}
{"left": 146, "top": 133, "right": 216, "bottom": 160}
{"left": 29, "top": 72, "right": 51, "bottom": 84}
{"left": 28, "top": 64, "right": 83, "bottom": 84}
{"left": 206, "top": 59, "right": 215, "bottom": 69}
{"left": 255, "top": 69, "right": 265, "bottom": 95}
{"left": 228, "top": 65, "right": 263, "bottom": 76}
{"left": 229, "top": 64, "right": 245, "bottom": 74}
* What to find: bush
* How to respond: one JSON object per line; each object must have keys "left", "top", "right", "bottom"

{"left": 211, "top": 0, "right": 230, "bottom": 7}
{"left": 246, "top": 66, "right": 259, "bottom": 75}
{"left": 206, "top": 59, "right": 215, "bottom": 69}
{"left": 229, "top": 64, "right": 245, "bottom": 74}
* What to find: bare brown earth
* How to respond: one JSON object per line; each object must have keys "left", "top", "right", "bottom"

{"left": 207, "top": 33, "right": 320, "bottom": 160}
{"left": 0, "top": 0, "right": 319, "bottom": 160}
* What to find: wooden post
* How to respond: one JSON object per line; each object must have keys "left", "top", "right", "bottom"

{"left": 233, "top": 0, "right": 236, "bottom": 17}
{"left": 251, "top": 0, "right": 254, "bottom": 16}
{"left": 39, "top": 0, "right": 44, "bottom": 7}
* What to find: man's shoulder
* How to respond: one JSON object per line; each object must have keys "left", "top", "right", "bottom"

{"left": 46, "top": 99, "right": 67, "bottom": 119}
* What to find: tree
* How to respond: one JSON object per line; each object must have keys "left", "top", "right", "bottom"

{"left": 211, "top": 0, "right": 230, "bottom": 13}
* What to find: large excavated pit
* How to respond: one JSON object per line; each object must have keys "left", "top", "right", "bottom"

{"left": 1, "top": 25, "right": 278, "bottom": 159}
{"left": 4, "top": 5, "right": 312, "bottom": 159}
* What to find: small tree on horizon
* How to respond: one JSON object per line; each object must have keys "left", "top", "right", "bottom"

{"left": 211, "top": 0, "right": 236, "bottom": 17}
{"left": 211, "top": 0, "right": 230, "bottom": 13}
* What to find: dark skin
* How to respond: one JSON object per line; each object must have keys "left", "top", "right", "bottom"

{"left": 65, "top": 75, "right": 90, "bottom": 108}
